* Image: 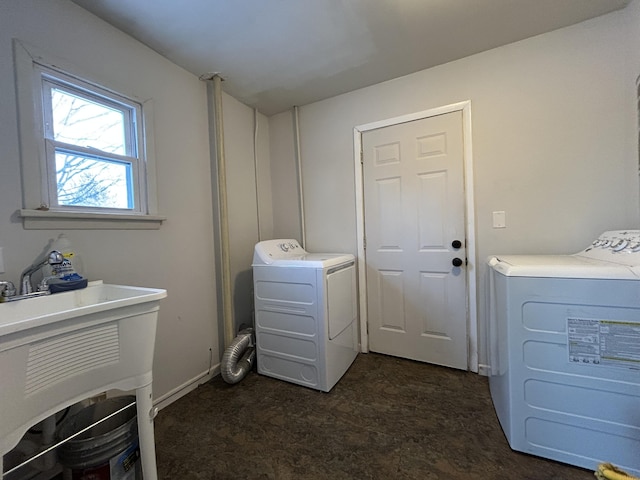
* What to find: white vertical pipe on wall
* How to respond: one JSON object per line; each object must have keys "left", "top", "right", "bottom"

{"left": 293, "top": 106, "right": 306, "bottom": 248}
{"left": 206, "top": 74, "right": 234, "bottom": 348}
{"left": 253, "top": 108, "right": 262, "bottom": 242}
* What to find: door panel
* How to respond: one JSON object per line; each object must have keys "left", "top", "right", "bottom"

{"left": 362, "top": 111, "right": 467, "bottom": 369}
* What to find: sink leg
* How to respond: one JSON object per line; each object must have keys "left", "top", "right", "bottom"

{"left": 136, "top": 384, "right": 158, "bottom": 480}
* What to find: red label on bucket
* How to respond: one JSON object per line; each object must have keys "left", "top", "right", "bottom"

{"left": 71, "top": 463, "right": 110, "bottom": 480}
{"left": 67, "top": 444, "right": 140, "bottom": 480}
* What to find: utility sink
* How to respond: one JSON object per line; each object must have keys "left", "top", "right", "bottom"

{"left": 0, "top": 280, "right": 167, "bottom": 479}
{"left": 0, "top": 280, "right": 166, "bottom": 336}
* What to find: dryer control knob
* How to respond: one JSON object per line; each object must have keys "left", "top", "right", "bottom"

{"left": 612, "top": 240, "right": 628, "bottom": 252}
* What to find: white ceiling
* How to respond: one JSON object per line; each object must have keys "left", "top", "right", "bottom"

{"left": 71, "top": 0, "right": 630, "bottom": 116}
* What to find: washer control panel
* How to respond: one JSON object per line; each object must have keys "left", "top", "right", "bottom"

{"left": 580, "top": 230, "right": 640, "bottom": 265}
{"left": 253, "top": 239, "right": 305, "bottom": 265}
{"left": 277, "top": 241, "right": 302, "bottom": 253}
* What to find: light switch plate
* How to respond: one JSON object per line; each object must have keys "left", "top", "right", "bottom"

{"left": 493, "top": 211, "right": 506, "bottom": 228}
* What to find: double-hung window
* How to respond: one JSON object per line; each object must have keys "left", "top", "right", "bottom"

{"left": 14, "top": 40, "right": 163, "bottom": 229}
{"left": 40, "top": 67, "right": 144, "bottom": 212}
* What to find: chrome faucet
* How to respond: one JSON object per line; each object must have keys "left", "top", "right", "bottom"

{"left": 0, "top": 280, "right": 16, "bottom": 298}
{"left": 20, "top": 250, "right": 64, "bottom": 295}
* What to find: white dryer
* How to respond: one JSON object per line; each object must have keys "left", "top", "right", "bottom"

{"left": 252, "top": 239, "right": 358, "bottom": 392}
{"left": 488, "top": 230, "right": 640, "bottom": 475}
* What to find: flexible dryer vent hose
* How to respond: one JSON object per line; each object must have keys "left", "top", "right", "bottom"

{"left": 221, "top": 329, "right": 255, "bottom": 384}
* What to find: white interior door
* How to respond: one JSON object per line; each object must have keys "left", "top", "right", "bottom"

{"left": 362, "top": 110, "right": 468, "bottom": 369}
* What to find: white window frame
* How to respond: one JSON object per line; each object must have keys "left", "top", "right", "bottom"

{"left": 40, "top": 66, "right": 146, "bottom": 214}
{"left": 14, "top": 39, "right": 165, "bottom": 229}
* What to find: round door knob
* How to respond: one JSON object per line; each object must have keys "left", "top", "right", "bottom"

{"left": 451, "top": 240, "right": 462, "bottom": 249}
{"left": 452, "top": 257, "right": 464, "bottom": 267}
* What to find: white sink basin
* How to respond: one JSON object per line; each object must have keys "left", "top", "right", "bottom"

{"left": 0, "top": 280, "right": 167, "bottom": 470}
{"left": 0, "top": 280, "right": 166, "bottom": 336}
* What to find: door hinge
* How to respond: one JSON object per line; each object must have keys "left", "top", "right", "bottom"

{"left": 363, "top": 236, "right": 367, "bottom": 250}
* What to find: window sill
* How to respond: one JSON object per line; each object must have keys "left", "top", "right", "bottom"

{"left": 19, "top": 209, "right": 166, "bottom": 230}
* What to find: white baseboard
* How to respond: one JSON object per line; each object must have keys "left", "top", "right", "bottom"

{"left": 154, "top": 363, "right": 220, "bottom": 411}
{"left": 477, "top": 363, "right": 490, "bottom": 376}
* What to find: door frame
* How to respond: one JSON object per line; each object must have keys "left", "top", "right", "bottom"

{"left": 353, "top": 100, "right": 478, "bottom": 372}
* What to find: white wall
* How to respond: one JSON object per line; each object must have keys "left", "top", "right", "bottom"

{"left": 630, "top": 0, "right": 640, "bottom": 152}
{"left": 269, "top": 111, "right": 304, "bottom": 240}
{"left": 269, "top": 6, "right": 640, "bottom": 368}
{"left": 0, "top": 0, "right": 218, "bottom": 403}
{"left": 222, "top": 93, "right": 271, "bottom": 333}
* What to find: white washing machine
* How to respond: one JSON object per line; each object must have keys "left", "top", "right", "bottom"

{"left": 252, "top": 239, "right": 358, "bottom": 392}
{"left": 487, "top": 230, "right": 640, "bottom": 475}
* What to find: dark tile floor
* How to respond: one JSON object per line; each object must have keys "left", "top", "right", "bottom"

{"left": 154, "top": 353, "right": 594, "bottom": 480}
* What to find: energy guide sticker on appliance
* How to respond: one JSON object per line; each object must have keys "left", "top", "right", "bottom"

{"left": 567, "top": 317, "right": 640, "bottom": 369}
